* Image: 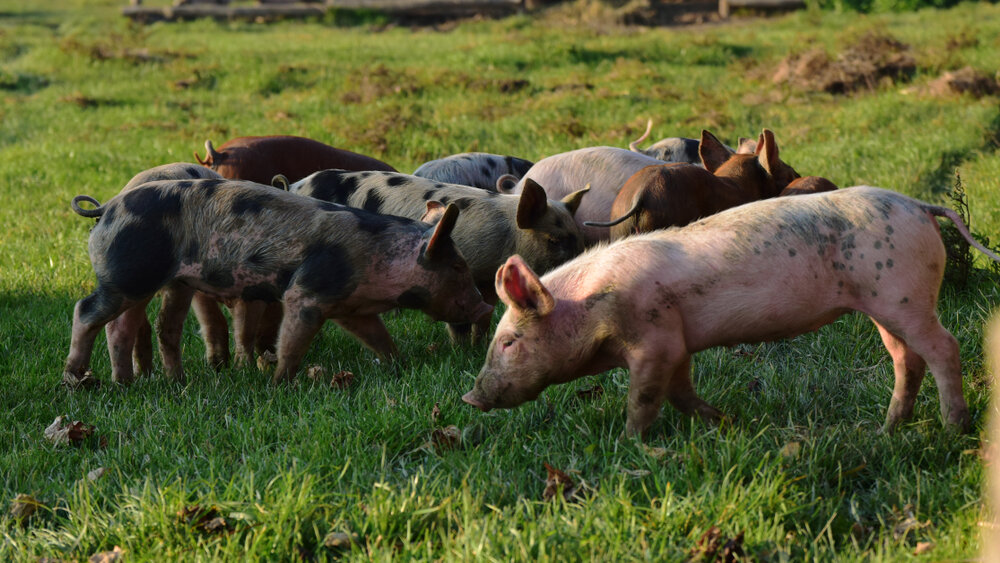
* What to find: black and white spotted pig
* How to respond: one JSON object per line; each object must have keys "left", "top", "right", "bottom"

{"left": 290, "top": 169, "right": 588, "bottom": 341}
{"left": 413, "top": 152, "right": 534, "bottom": 192}
{"left": 65, "top": 179, "right": 491, "bottom": 386}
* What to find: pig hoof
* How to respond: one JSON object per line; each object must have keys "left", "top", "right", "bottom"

{"left": 62, "top": 370, "right": 101, "bottom": 390}
{"left": 207, "top": 353, "right": 229, "bottom": 372}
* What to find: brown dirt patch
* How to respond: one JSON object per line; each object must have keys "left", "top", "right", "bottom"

{"left": 920, "top": 66, "right": 1000, "bottom": 98}
{"left": 773, "top": 32, "right": 916, "bottom": 94}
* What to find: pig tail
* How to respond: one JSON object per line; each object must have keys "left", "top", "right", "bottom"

{"left": 71, "top": 195, "right": 104, "bottom": 218}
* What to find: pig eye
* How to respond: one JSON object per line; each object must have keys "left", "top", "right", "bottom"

{"left": 501, "top": 338, "right": 515, "bottom": 350}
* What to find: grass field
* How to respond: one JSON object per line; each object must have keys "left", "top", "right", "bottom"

{"left": 2, "top": 0, "right": 1000, "bottom": 560}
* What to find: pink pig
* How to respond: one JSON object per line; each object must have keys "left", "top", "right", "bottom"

{"left": 463, "top": 186, "right": 1000, "bottom": 438}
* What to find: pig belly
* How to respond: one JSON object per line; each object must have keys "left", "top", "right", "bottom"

{"left": 175, "top": 262, "right": 285, "bottom": 301}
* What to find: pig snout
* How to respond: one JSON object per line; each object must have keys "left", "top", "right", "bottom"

{"left": 461, "top": 390, "right": 492, "bottom": 412}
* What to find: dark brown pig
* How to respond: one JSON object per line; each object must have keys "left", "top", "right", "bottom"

{"left": 290, "top": 169, "right": 587, "bottom": 342}
{"left": 195, "top": 135, "right": 396, "bottom": 185}
{"left": 780, "top": 176, "right": 839, "bottom": 196}
{"left": 65, "top": 179, "right": 490, "bottom": 386}
{"left": 585, "top": 129, "right": 800, "bottom": 240}
{"left": 463, "top": 186, "right": 1000, "bottom": 438}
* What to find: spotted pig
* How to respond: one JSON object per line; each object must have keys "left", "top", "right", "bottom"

{"left": 413, "top": 152, "right": 534, "bottom": 192}
{"left": 290, "top": 169, "right": 587, "bottom": 341}
{"left": 464, "top": 186, "right": 1000, "bottom": 438}
{"left": 66, "top": 179, "right": 490, "bottom": 386}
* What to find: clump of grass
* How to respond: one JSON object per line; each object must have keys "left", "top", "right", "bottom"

{"left": 942, "top": 171, "right": 1000, "bottom": 288}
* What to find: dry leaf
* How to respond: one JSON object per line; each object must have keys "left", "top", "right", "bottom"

{"left": 892, "top": 504, "right": 930, "bottom": 540}
{"left": 9, "top": 494, "right": 40, "bottom": 523}
{"left": 88, "top": 546, "right": 123, "bottom": 563}
{"left": 543, "top": 463, "right": 580, "bottom": 501}
{"left": 575, "top": 384, "right": 604, "bottom": 401}
{"left": 431, "top": 403, "right": 441, "bottom": 422}
{"left": 779, "top": 441, "right": 801, "bottom": 459}
{"left": 44, "top": 415, "right": 95, "bottom": 446}
{"left": 746, "top": 378, "right": 762, "bottom": 393}
{"left": 324, "top": 531, "right": 358, "bottom": 549}
{"left": 426, "top": 343, "right": 439, "bottom": 353}
{"left": 177, "top": 505, "right": 232, "bottom": 534}
{"left": 256, "top": 351, "right": 278, "bottom": 371}
{"left": 87, "top": 467, "right": 107, "bottom": 481}
{"left": 430, "top": 425, "right": 461, "bottom": 451}
{"left": 688, "top": 526, "right": 745, "bottom": 562}
{"left": 331, "top": 370, "right": 355, "bottom": 390}
{"left": 62, "top": 370, "right": 100, "bottom": 390}
{"left": 306, "top": 365, "right": 326, "bottom": 380}
{"left": 914, "top": 541, "right": 935, "bottom": 555}
{"left": 643, "top": 445, "right": 669, "bottom": 459}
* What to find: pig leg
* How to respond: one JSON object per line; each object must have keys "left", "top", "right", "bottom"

{"left": 132, "top": 312, "right": 153, "bottom": 377}
{"left": 446, "top": 322, "right": 474, "bottom": 345}
{"left": 191, "top": 291, "right": 230, "bottom": 370}
{"left": 231, "top": 299, "right": 267, "bottom": 368}
{"left": 105, "top": 301, "right": 151, "bottom": 384}
{"left": 271, "top": 301, "right": 326, "bottom": 383}
{"left": 155, "top": 284, "right": 195, "bottom": 383}
{"left": 625, "top": 351, "right": 723, "bottom": 438}
{"left": 873, "top": 320, "right": 927, "bottom": 432}
{"left": 254, "top": 302, "right": 282, "bottom": 370}
{"left": 333, "top": 315, "right": 399, "bottom": 361}
{"left": 64, "top": 286, "right": 131, "bottom": 385}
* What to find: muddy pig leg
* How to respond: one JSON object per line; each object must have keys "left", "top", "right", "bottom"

{"left": 873, "top": 320, "right": 927, "bottom": 432}
{"left": 470, "top": 294, "right": 498, "bottom": 344}
{"left": 132, "top": 309, "right": 153, "bottom": 377}
{"left": 231, "top": 299, "right": 267, "bottom": 368}
{"left": 155, "top": 283, "right": 195, "bottom": 383}
{"left": 254, "top": 302, "right": 282, "bottom": 370}
{"left": 106, "top": 299, "right": 152, "bottom": 383}
{"left": 271, "top": 300, "right": 326, "bottom": 383}
{"left": 625, "top": 347, "right": 723, "bottom": 439}
{"left": 333, "top": 315, "right": 398, "bottom": 361}
{"left": 191, "top": 291, "right": 230, "bottom": 370}
{"left": 64, "top": 285, "right": 131, "bottom": 386}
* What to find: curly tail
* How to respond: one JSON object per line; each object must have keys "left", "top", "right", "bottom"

{"left": 583, "top": 199, "right": 642, "bottom": 228}
{"left": 925, "top": 204, "right": 1000, "bottom": 263}
{"left": 628, "top": 119, "right": 653, "bottom": 153}
{"left": 71, "top": 195, "right": 103, "bottom": 218}
{"left": 271, "top": 174, "right": 290, "bottom": 190}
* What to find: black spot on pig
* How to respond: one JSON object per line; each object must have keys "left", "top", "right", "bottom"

{"left": 438, "top": 195, "right": 450, "bottom": 205}
{"left": 480, "top": 165, "right": 491, "bottom": 177}
{"left": 397, "top": 286, "right": 431, "bottom": 309}
{"left": 198, "top": 179, "right": 220, "bottom": 199}
{"left": 231, "top": 191, "right": 275, "bottom": 215}
{"left": 308, "top": 171, "right": 359, "bottom": 204}
{"left": 298, "top": 306, "right": 322, "bottom": 325}
{"left": 386, "top": 175, "right": 407, "bottom": 187}
{"left": 241, "top": 283, "right": 281, "bottom": 302}
{"left": 202, "top": 265, "right": 235, "bottom": 288}
{"left": 185, "top": 166, "right": 203, "bottom": 178}
{"left": 876, "top": 261, "right": 883, "bottom": 270}
{"left": 340, "top": 206, "right": 398, "bottom": 234}
{"left": 360, "top": 171, "right": 373, "bottom": 178}
{"left": 886, "top": 225, "right": 894, "bottom": 235}
{"left": 645, "top": 308, "right": 660, "bottom": 322}
{"left": 434, "top": 183, "right": 445, "bottom": 189}
{"left": 183, "top": 242, "right": 199, "bottom": 262}
{"left": 104, "top": 223, "right": 176, "bottom": 299}
{"left": 362, "top": 190, "right": 385, "bottom": 214}
{"left": 298, "top": 244, "right": 357, "bottom": 299}
{"left": 422, "top": 190, "right": 435, "bottom": 201}
{"left": 123, "top": 187, "right": 182, "bottom": 217}
{"left": 175, "top": 181, "right": 193, "bottom": 190}
{"left": 900, "top": 296, "right": 909, "bottom": 304}
{"left": 886, "top": 259, "right": 893, "bottom": 268}
{"left": 788, "top": 248, "right": 797, "bottom": 257}
{"left": 77, "top": 286, "right": 124, "bottom": 324}
{"left": 453, "top": 198, "right": 473, "bottom": 210}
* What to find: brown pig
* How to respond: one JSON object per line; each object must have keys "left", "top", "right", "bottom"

{"left": 195, "top": 135, "right": 396, "bottom": 185}
{"left": 464, "top": 186, "right": 1000, "bottom": 438}
{"left": 66, "top": 179, "right": 490, "bottom": 386}
{"left": 780, "top": 176, "right": 839, "bottom": 196}
{"left": 584, "top": 129, "right": 801, "bottom": 240}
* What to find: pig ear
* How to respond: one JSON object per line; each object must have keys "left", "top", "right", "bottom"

{"left": 496, "top": 174, "right": 518, "bottom": 193}
{"left": 516, "top": 179, "right": 548, "bottom": 229}
{"left": 736, "top": 137, "right": 757, "bottom": 154}
{"left": 424, "top": 203, "right": 460, "bottom": 260}
{"left": 496, "top": 255, "right": 555, "bottom": 316}
{"left": 757, "top": 129, "right": 779, "bottom": 176}
{"left": 420, "top": 200, "right": 446, "bottom": 224}
{"left": 559, "top": 183, "right": 589, "bottom": 217}
{"left": 699, "top": 130, "right": 734, "bottom": 173}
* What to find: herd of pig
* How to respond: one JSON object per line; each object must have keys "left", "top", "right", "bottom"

{"left": 64, "top": 124, "right": 1000, "bottom": 438}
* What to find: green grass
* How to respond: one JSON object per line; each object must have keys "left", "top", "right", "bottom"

{"left": 3, "top": 1, "right": 1000, "bottom": 560}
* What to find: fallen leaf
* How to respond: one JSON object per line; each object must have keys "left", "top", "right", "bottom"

{"left": 891, "top": 504, "right": 930, "bottom": 540}
{"left": 688, "top": 527, "right": 745, "bottom": 562}
{"left": 331, "top": 370, "right": 355, "bottom": 390}
{"left": 426, "top": 343, "right": 439, "bottom": 353}
{"left": 88, "top": 546, "right": 123, "bottom": 563}
{"left": 643, "top": 445, "right": 669, "bottom": 459}
{"left": 324, "top": 531, "right": 358, "bottom": 549}
{"left": 431, "top": 402, "right": 441, "bottom": 422}
{"left": 575, "top": 384, "right": 604, "bottom": 401}
{"left": 779, "top": 441, "right": 801, "bottom": 459}
{"left": 306, "top": 365, "right": 326, "bottom": 380}
{"left": 746, "top": 378, "right": 763, "bottom": 393}
{"left": 256, "top": 351, "right": 278, "bottom": 371}
{"left": 177, "top": 505, "right": 233, "bottom": 535}
{"left": 44, "top": 415, "right": 95, "bottom": 446}
{"left": 9, "top": 494, "right": 40, "bottom": 523}
{"left": 87, "top": 467, "right": 107, "bottom": 481}
{"left": 98, "top": 435, "right": 109, "bottom": 449}
{"left": 62, "top": 370, "right": 100, "bottom": 390}
{"left": 914, "top": 541, "right": 935, "bottom": 555}
{"left": 429, "top": 425, "right": 461, "bottom": 451}
{"left": 543, "top": 463, "right": 580, "bottom": 501}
